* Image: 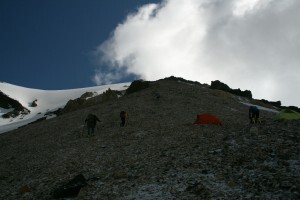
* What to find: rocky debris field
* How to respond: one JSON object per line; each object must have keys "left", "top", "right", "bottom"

{"left": 0, "top": 79, "right": 299, "bottom": 199}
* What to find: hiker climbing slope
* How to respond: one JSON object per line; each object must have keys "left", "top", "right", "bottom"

{"left": 120, "top": 111, "right": 128, "bottom": 127}
{"left": 249, "top": 106, "right": 260, "bottom": 124}
{"left": 85, "top": 114, "right": 100, "bottom": 136}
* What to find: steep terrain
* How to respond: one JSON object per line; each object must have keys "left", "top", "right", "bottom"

{"left": 0, "top": 79, "right": 299, "bottom": 199}
{"left": 0, "top": 82, "right": 129, "bottom": 133}
{"left": 0, "top": 91, "right": 30, "bottom": 118}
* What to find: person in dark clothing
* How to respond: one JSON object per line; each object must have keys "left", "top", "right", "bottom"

{"left": 249, "top": 106, "right": 260, "bottom": 123}
{"left": 155, "top": 92, "right": 160, "bottom": 100}
{"left": 85, "top": 114, "right": 100, "bottom": 135}
{"left": 120, "top": 111, "right": 128, "bottom": 127}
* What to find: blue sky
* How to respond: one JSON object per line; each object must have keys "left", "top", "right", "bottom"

{"left": 1, "top": 0, "right": 300, "bottom": 107}
{"left": 0, "top": 0, "right": 160, "bottom": 90}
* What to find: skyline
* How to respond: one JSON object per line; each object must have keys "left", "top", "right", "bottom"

{"left": 1, "top": 0, "right": 300, "bottom": 107}
{"left": 95, "top": 0, "right": 300, "bottom": 107}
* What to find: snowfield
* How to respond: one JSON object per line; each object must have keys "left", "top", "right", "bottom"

{"left": 0, "top": 82, "right": 130, "bottom": 134}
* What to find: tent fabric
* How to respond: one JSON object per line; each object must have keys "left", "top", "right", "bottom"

{"left": 275, "top": 109, "right": 300, "bottom": 120}
{"left": 193, "top": 113, "right": 223, "bottom": 125}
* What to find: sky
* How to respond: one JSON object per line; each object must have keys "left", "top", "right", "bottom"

{"left": 0, "top": 0, "right": 159, "bottom": 89}
{"left": 0, "top": 0, "right": 299, "bottom": 107}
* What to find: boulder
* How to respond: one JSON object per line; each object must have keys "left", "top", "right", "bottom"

{"left": 52, "top": 174, "right": 87, "bottom": 199}
{"left": 30, "top": 99, "right": 38, "bottom": 107}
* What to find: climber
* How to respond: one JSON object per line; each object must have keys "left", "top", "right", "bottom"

{"left": 249, "top": 106, "right": 260, "bottom": 124}
{"left": 120, "top": 111, "right": 128, "bottom": 127}
{"left": 85, "top": 114, "right": 100, "bottom": 136}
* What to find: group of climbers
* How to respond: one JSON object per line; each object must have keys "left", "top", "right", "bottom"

{"left": 84, "top": 111, "right": 128, "bottom": 136}
{"left": 82, "top": 89, "right": 267, "bottom": 137}
{"left": 84, "top": 106, "right": 261, "bottom": 137}
{"left": 82, "top": 92, "right": 161, "bottom": 136}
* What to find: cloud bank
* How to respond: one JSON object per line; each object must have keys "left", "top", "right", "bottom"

{"left": 94, "top": 0, "right": 300, "bottom": 107}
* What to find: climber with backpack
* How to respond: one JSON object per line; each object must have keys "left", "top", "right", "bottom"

{"left": 85, "top": 114, "right": 100, "bottom": 136}
{"left": 120, "top": 111, "right": 128, "bottom": 127}
{"left": 249, "top": 106, "right": 260, "bottom": 124}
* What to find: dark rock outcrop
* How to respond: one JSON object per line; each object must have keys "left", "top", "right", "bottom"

{"left": 125, "top": 80, "right": 150, "bottom": 95}
{"left": 161, "top": 76, "right": 201, "bottom": 85}
{"left": 62, "top": 98, "right": 86, "bottom": 114}
{"left": 52, "top": 174, "right": 87, "bottom": 199}
{"left": 80, "top": 92, "right": 94, "bottom": 99}
{"left": 0, "top": 91, "right": 25, "bottom": 111}
{"left": 258, "top": 99, "right": 300, "bottom": 112}
{"left": 30, "top": 99, "right": 38, "bottom": 107}
{"left": 0, "top": 91, "right": 30, "bottom": 118}
{"left": 284, "top": 106, "right": 300, "bottom": 113}
{"left": 210, "top": 80, "right": 252, "bottom": 99}
{"left": 60, "top": 92, "right": 95, "bottom": 114}
{"left": 61, "top": 89, "right": 119, "bottom": 114}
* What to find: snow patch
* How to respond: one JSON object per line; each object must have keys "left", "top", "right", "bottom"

{"left": 240, "top": 102, "right": 279, "bottom": 113}
{"left": 0, "top": 82, "right": 130, "bottom": 134}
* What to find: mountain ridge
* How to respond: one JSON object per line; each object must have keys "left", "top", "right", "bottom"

{"left": 1, "top": 76, "right": 299, "bottom": 134}
{"left": 0, "top": 77, "right": 299, "bottom": 199}
{"left": 2, "top": 76, "right": 300, "bottom": 135}
{"left": 0, "top": 82, "right": 130, "bottom": 133}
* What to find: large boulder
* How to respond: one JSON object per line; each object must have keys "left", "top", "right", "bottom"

{"left": 30, "top": 99, "right": 38, "bottom": 107}
{"left": 52, "top": 174, "right": 87, "bottom": 199}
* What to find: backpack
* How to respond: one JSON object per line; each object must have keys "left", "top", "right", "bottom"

{"left": 120, "top": 111, "right": 128, "bottom": 118}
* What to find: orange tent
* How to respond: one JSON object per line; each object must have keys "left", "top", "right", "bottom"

{"left": 193, "top": 113, "right": 223, "bottom": 125}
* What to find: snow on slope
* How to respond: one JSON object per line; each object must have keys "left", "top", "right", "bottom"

{"left": 0, "top": 82, "right": 130, "bottom": 134}
{"left": 240, "top": 102, "right": 279, "bottom": 113}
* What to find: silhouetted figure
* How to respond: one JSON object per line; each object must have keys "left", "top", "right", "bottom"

{"left": 120, "top": 111, "right": 128, "bottom": 127}
{"left": 85, "top": 114, "right": 100, "bottom": 135}
{"left": 155, "top": 92, "right": 160, "bottom": 100}
{"left": 249, "top": 106, "right": 260, "bottom": 123}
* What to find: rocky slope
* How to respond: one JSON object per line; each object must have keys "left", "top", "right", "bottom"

{"left": 0, "top": 78, "right": 299, "bottom": 199}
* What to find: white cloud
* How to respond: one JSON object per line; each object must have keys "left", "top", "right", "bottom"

{"left": 92, "top": 70, "right": 123, "bottom": 85}
{"left": 233, "top": 0, "right": 272, "bottom": 16}
{"left": 94, "top": 0, "right": 300, "bottom": 107}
